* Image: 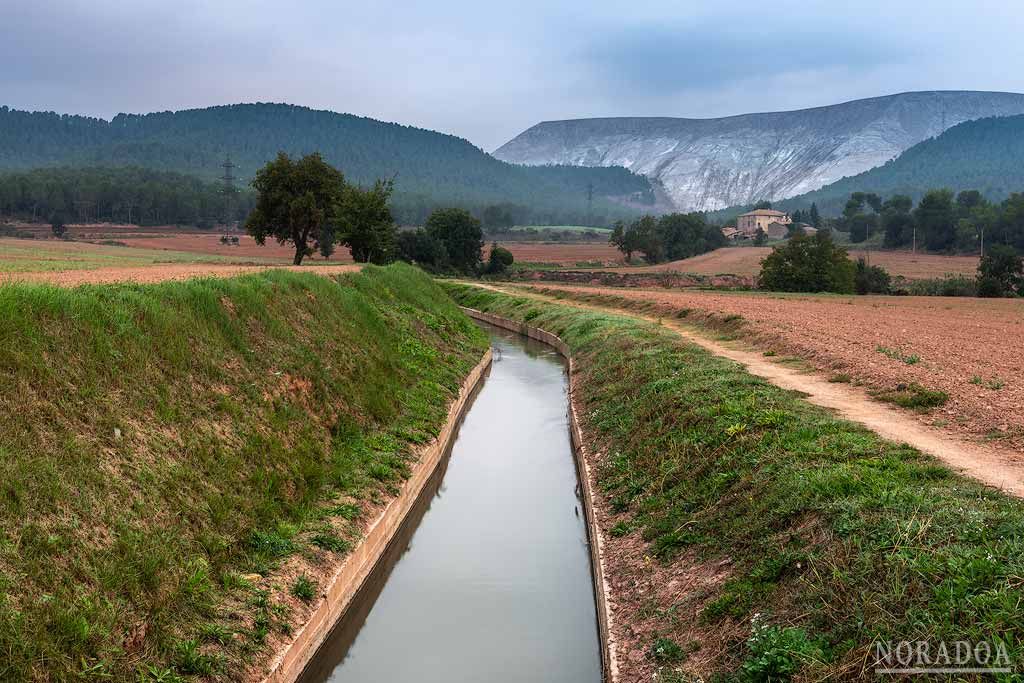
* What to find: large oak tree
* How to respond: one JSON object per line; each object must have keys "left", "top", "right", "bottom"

{"left": 245, "top": 152, "right": 346, "bottom": 265}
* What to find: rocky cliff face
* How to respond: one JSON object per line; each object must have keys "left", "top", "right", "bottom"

{"left": 494, "top": 91, "right": 1024, "bottom": 212}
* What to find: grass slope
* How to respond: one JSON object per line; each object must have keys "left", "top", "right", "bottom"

{"left": 447, "top": 283, "right": 1024, "bottom": 681}
{"left": 0, "top": 264, "right": 487, "bottom": 681}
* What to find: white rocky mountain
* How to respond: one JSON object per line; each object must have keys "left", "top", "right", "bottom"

{"left": 493, "top": 91, "right": 1024, "bottom": 212}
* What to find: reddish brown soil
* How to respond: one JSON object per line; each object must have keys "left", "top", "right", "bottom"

{"left": 1, "top": 263, "right": 360, "bottom": 287}
{"left": 111, "top": 233, "right": 353, "bottom": 263}
{"left": 522, "top": 283, "right": 1024, "bottom": 451}
{"left": 613, "top": 247, "right": 980, "bottom": 279}
{"left": 491, "top": 241, "right": 623, "bottom": 266}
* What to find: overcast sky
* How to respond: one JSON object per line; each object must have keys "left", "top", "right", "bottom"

{"left": 3, "top": 0, "right": 1023, "bottom": 150}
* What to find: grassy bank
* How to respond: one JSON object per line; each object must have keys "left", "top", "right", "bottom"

{"left": 446, "top": 283, "right": 1024, "bottom": 681}
{"left": 0, "top": 264, "right": 487, "bottom": 681}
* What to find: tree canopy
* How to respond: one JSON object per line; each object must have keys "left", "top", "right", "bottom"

{"left": 759, "top": 232, "right": 855, "bottom": 293}
{"left": 609, "top": 213, "right": 725, "bottom": 264}
{"left": 245, "top": 153, "right": 347, "bottom": 265}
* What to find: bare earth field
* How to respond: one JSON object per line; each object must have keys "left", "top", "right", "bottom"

{"left": 617, "top": 246, "right": 980, "bottom": 279}
{"left": 112, "top": 233, "right": 353, "bottom": 263}
{"left": 0, "top": 236, "right": 358, "bottom": 285}
{"left": 493, "top": 241, "right": 622, "bottom": 266}
{"left": 520, "top": 283, "right": 1024, "bottom": 450}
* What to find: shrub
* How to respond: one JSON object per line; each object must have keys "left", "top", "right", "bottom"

{"left": 486, "top": 243, "right": 515, "bottom": 274}
{"left": 977, "top": 245, "right": 1022, "bottom": 297}
{"left": 854, "top": 258, "right": 891, "bottom": 294}
{"left": 759, "top": 232, "right": 855, "bottom": 293}
{"left": 903, "top": 275, "right": 977, "bottom": 297}
{"left": 875, "top": 383, "right": 948, "bottom": 409}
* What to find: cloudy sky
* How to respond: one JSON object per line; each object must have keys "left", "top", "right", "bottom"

{"left": 3, "top": 0, "right": 1022, "bottom": 150}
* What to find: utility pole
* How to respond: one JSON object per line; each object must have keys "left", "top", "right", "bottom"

{"left": 980, "top": 225, "right": 985, "bottom": 259}
{"left": 221, "top": 155, "right": 237, "bottom": 229}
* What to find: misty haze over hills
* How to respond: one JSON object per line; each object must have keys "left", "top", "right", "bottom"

{"left": 494, "top": 91, "right": 1024, "bottom": 212}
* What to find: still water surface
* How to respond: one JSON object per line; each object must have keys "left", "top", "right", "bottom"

{"left": 301, "top": 326, "right": 601, "bottom": 683}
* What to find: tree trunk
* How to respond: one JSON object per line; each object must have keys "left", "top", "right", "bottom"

{"left": 293, "top": 248, "right": 304, "bottom": 265}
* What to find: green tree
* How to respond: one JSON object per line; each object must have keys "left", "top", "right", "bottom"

{"left": 809, "top": 203, "right": 821, "bottom": 228}
{"left": 977, "top": 245, "right": 1023, "bottom": 297}
{"left": 342, "top": 178, "right": 396, "bottom": 264}
{"left": 396, "top": 228, "right": 447, "bottom": 268}
{"left": 914, "top": 189, "right": 956, "bottom": 251}
{"left": 425, "top": 208, "right": 483, "bottom": 273}
{"left": 759, "top": 232, "right": 855, "bottom": 293}
{"left": 245, "top": 152, "right": 346, "bottom": 265}
{"left": 657, "top": 212, "right": 726, "bottom": 260}
{"left": 754, "top": 200, "right": 773, "bottom": 210}
{"left": 610, "top": 220, "right": 640, "bottom": 262}
{"left": 486, "top": 242, "right": 515, "bottom": 274}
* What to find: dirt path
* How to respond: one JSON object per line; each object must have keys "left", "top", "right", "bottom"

{"left": 470, "top": 283, "right": 1024, "bottom": 498}
{"left": 0, "top": 263, "right": 361, "bottom": 287}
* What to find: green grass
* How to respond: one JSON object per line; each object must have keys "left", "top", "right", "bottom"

{"left": 876, "top": 345, "right": 921, "bottom": 365}
{"left": 446, "top": 282, "right": 1024, "bottom": 681}
{"left": 0, "top": 263, "right": 487, "bottom": 681}
{"left": 873, "top": 383, "right": 949, "bottom": 410}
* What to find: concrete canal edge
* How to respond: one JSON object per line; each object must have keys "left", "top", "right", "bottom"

{"left": 262, "top": 348, "right": 493, "bottom": 683}
{"left": 461, "top": 306, "right": 621, "bottom": 683}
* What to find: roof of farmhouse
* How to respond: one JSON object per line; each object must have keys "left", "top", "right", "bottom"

{"left": 739, "top": 209, "right": 789, "bottom": 217}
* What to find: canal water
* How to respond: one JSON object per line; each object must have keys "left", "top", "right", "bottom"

{"left": 300, "top": 325, "right": 602, "bottom": 683}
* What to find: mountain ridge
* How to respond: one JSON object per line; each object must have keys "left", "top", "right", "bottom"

{"left": 713, "top": 113, "right": 1024, "bottom": 218}
{"left": 493, "top": 91, "right": 1024, "bottom": 212}
{"left": 0, "top": 102, "right": 651, "bottom": 224}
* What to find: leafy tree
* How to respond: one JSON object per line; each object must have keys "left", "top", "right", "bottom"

{"left": 424, "top": 208, "right": 483, "bottom": 273}
{"left": 245, "top": 152, "right": 346, "bottom": 265}
{"left": 657, "top": 212, "right": 726, "bottom": 260}
{"left": 809, "top": 203, "right": 821, "bottom": 227}
{"left": 753, "top": 200, "right": 773, "bottom": 210}
{"left": 610, "top": 220, "right": 642, "bottom": 262}
{"left": 342, "top": 178, "right": 396, "bottom": 264}
{"left": 914, "top": 189, "right": 956, "bottom": 251}
{"left": 486, "top": 243, "right": 514, "bottom": 274}
{"left": 759, "top": 232, "right": 855, "bottom": 293}
{"left": 977, "top": 245, "right": 1022, "bottom": 297}
{"left": 753, "top": 228, "right": 767, "bottom": 246}
{"left": 631, "top": 215, "right": 664, "bottom": 263}
{"left": 396, "top": 228, "right": 447, "bottom": 268}
{"left": 848, "top": 213, "right": 879, "bottom": 243}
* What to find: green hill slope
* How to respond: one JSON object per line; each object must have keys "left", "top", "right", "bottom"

{"left": 0, "top": 104, "right": 651, "bottom": 224}
{"left": 713, "top": 115, "right": 1024, "bottom": 219}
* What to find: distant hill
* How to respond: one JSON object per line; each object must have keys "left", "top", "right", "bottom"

{"left": 741, "top": 115, "right": 1024, "bottom": 217}
{"left": 0, "top": 103, "right": 651, "bottom": 224}
{"left": 494, "top": 91, "right": 1024, "bottom": 212}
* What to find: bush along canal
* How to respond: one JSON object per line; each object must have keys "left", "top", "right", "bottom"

{"left": 299, "top": 324, "right": 602, "bottom": 683}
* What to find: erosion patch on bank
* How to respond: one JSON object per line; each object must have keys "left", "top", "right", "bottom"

{"left": 446, "top": 282, "right": 1024, "bottom": 682}
{"left": 0, "top": 264, "right": 487, "bottom": 681}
